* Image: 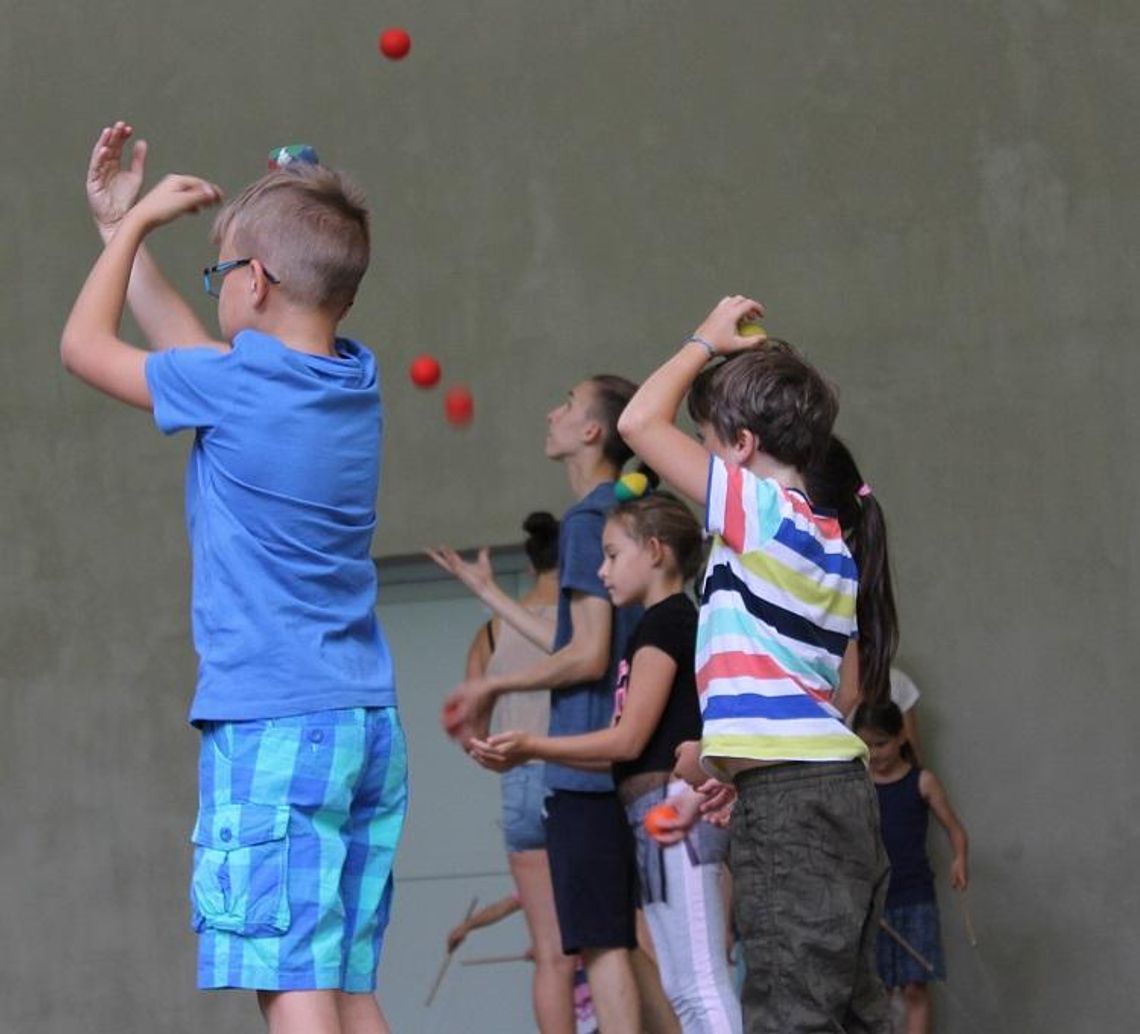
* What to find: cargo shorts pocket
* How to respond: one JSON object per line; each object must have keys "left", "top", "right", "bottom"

{"left": 190, "top": 802, "right": 291, "bottom": 937}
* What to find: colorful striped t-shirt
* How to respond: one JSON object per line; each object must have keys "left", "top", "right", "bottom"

{"left": 698, "top": 457, "right": 867, "bottom": 770}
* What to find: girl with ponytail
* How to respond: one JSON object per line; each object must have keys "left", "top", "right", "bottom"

{"left": 805, "top": 436, "right": 899, "bottom": 711}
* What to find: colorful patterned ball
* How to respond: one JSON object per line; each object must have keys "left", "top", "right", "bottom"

{"left": 615, "top": 471, "right": 650, "bottom": 502}
{"left": 267, "top": 145, "right": 320, "bottom": 171}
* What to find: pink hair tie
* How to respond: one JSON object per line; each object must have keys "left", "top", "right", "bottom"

{"left": 856, "top": 483, "right": 873, "bottom": 498}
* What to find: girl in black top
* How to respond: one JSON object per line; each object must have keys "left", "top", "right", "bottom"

{"left": 476, "top": 494, "right": 742, "bottom": 1034}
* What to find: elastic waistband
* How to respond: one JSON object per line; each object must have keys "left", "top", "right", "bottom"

{"left": 734, "top": 759, "right": 864, "bottom": 789}
{"left": 616, "top": 770, "right": 672, "bottom": 807}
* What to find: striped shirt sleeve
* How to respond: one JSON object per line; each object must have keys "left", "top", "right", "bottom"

{"left": 705, "top": 457, "right": 782, "bottom": 554}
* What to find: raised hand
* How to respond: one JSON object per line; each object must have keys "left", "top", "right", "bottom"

{"left": 691, "top": 295, "right": 767, "bottom": 356}
{"left": 425, "top": 545, "right": 495, "bottom": 599}
{"left": 130, "top": 174, "right": 223, "bottom": 232}
{"left": 87, "top": 121, "right": 149, "bottom": 234}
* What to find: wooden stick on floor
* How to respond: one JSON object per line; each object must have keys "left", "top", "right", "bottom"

{"left": 461, "top": 952, "right": 532, "bottom": 966}
{"left": 425, "top": 895, "right": 479, "bottom": 1007}
{"left": 879, "top": 917, "right": 935, "bottom": 974}
{"left": 957, "top": 890, "right": 979, "bottom": 947}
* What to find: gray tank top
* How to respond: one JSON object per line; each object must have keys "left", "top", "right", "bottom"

{"left": 486, "top": 604, "right": 556, "bottom": 740}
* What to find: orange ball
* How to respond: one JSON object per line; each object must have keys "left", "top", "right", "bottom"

{"left": 644, "top": 802, "right": 680, "bottom": 841}
{"left": 379, "top": 27, "right": 411, "bottom": 60}
{"left": 444, "top": 385, "right": 474, "bottom": 426}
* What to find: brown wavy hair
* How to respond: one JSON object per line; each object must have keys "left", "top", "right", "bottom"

{"left": 686, "top": 341, "right": 838, "bottom": 471}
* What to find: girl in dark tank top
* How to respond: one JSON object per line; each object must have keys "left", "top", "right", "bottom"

{"left": 854, "top": 701, "right": 971, "bottom": 1034}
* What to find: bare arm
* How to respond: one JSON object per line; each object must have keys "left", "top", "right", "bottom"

{"left": 113, "top": 239, "right": 218, "bottom": 350}
{"left": 447, "top": 894, "right": 521, "bottom": 952}
{"left": 442, "top": 593, "right": 612, "bottom": 743}
{"left": 476, "top": 647, "right": 676, "bottom": 767}
{"left": 833, "top": 639, "right": 862, "bottom": 718}
{"left": 426, "top": 547, "right": 556, "bottom": 652}
{"left": 487, "top": 593, "right": 611, "bottom": 695}
{"left": 465, "top": 622, "right": 494, "bottom": 679}
{"left": 61, "top": 175, "right": 223, "bottom": 406}
{"left": 618, "top": 295, "right": 766, "bottom": 504}
{"left": 920, "top": 769, "right": 970, "bottom": 889}
{"left": 464, "top": 894, "right": 521, "bottom": 931}
{"left": 901, "top": 707, "right": 925, "bottom": 766}
{"left": 617, "top": 343, "right": 718, "bottom": 504}
{"left": 87, "top": 122, "right": 220, "bottom": 350}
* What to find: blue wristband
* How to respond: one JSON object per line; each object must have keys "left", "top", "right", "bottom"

{"left": 685, "top": 335, "right": 716, "bottom": 359}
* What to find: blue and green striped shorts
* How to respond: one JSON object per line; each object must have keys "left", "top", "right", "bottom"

{"left": 192, "top": 707, "right": 408, "bottom": 992}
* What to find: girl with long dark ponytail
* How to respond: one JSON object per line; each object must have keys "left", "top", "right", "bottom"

{"left": 806, "top": 436, "right": 899, "bottom": 709}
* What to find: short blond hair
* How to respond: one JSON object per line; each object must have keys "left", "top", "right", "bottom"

{"left": 212, "top": 165, "right": 370, "bottom": 313}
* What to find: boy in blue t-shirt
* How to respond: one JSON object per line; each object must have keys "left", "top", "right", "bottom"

{"left": 62, "top": 121, "right": 407, "bottom": 1033}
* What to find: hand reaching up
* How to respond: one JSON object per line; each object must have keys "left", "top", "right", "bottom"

{"left": 129, "top": 174, "right": 223, "bottom": 232}
{"left": 691, "top": 295, "right": 767, "bottom": 356}
{"left": 425, "top": 545, "right": 495, "bottom": 599}
{"left": 87, "top": 121, "right": 149, "bottom": 235}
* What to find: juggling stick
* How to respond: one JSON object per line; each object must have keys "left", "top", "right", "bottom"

{"left": 879, "top": 917, "right": 935, "bottom": 974}
{"left": 957, "top": 890, "right": 979, "bottom": 947}
{"left": 461, "top": 952, "right": 531, "bottom": 966}
{"left": 425, "top": 896, "right": 479, "bottom": 1007}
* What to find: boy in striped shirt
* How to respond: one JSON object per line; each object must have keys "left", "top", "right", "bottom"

{"left": 618, "top": 296, "right": 889, "bottom": 1033}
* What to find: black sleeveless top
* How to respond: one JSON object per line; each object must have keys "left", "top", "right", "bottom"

{"left": 875, "top": 766, "right": 936, "bottom": 906}
{"left": 612, "top": 594, "right": 702, "bottom": 786}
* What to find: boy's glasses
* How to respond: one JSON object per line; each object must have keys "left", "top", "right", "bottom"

{"left": 203, "top": 258, "right": 280, "bottom": 299}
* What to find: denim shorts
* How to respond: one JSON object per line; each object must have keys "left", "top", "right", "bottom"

{"left": 500, "top": 762, "right": 547, "bottom": 853}
{"left": 192, "top": 707, "right": 408, "bottom": 992}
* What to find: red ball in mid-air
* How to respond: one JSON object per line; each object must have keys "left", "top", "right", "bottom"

{"left": 644, "top": 803, "right": 680, "bottom": 841}
{"left": 379, "top": 27, "right": 411, "bottom": 60}
{"left": 440, "top": 698, "right": 464, "bottom": 737}
{"left": 409, "top": 354, "right": 441, "bottom": 388}
{"left": 444, "top": 386, "right": 474, "bottom": 426}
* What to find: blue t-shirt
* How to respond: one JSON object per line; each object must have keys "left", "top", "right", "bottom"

{"left": 145, "top": 330, "right": 396, "bottom": 723}
{"left": 546, "top": 482, "right": 642, "bottom": 793}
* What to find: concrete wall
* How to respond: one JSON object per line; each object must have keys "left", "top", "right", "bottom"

{"left": 3, "top": 1, "right": 1138, "bottom": 1030}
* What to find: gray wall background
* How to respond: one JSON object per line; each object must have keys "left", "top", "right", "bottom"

{"left": 3, "top": 1, "right": 1138, "bottom": 1030}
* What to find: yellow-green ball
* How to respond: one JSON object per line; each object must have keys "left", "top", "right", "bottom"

{"left": 737, "top": 317, "right": 766, "bottom": 337}
{"left": 615, "top": 471, "right": 649, "bottom": 501}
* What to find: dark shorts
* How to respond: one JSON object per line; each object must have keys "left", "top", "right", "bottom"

{"left": 544, "top": 789, "right": 638, "bottom": 954}
{"left": 730, "top": 761, "right": 891, "bottom": 1034}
